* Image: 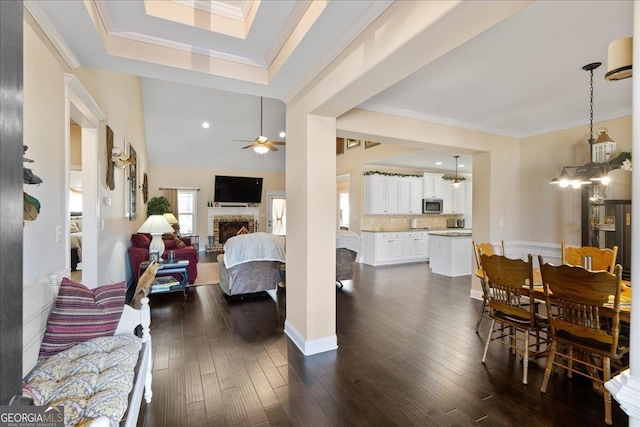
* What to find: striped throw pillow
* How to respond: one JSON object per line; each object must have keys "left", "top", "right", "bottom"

{"left": 38, "top": 278, "right": 125, "bottom": 359}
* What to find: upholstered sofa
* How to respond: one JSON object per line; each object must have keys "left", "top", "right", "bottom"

{"left": 217, "top": 232, "right": 285, "bottom": 296}
{"left": 336, "top": 230, "right": 361, "bottom": 286}
{"left": 128, "top": 233, "right": 198, "bottom": 284}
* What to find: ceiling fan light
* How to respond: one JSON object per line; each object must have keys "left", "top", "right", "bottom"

{"left": 253, "top": 144, "right": 270, "bottom": 155}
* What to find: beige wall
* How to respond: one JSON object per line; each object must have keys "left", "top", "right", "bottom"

{"left": 148, "top": 165, "right": 285, "bottom": 245}
{"left": 70, "top": 123, "right": 81, "bottom": 168}
{"left": 24, "top": 12, "right": 149, "bottom": 287}
{"left": 518, "top": 116, "right": 632, "bottom": 245}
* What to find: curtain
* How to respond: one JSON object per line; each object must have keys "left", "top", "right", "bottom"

{"left": 163, "top": 189, "right": 178, "bottom": 217}
{"left": 272, "top": 198, "right": 286, "bottom": 236}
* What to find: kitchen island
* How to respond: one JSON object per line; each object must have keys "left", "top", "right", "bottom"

{"left": 428, "top": 230, "right": 472, "bottom": 277}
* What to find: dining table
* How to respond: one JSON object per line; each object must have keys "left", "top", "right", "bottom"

{"left": 528, "top": 269, "right": 631, "bottom": 324}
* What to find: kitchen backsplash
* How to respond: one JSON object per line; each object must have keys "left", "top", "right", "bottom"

{"left": 362, "top": 214, "right": 464, "bottom": 231}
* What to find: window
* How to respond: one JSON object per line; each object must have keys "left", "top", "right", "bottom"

{"left": 177, "top": 190, "right": 197, "bottom": 235}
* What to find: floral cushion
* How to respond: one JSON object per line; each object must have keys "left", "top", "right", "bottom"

{"left": 24, "top": 334, "right": 142, "bottom": 427}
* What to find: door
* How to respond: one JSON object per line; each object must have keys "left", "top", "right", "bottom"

{"left": 266, "top": 192, "right": 286, "bottom": 235}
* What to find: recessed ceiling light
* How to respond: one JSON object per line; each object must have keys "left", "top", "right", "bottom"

{"left": 279, "top": 131, "right": 286, "bottom": 138}
{"left": 435, "top": 161, "right": 443, "bottom": 165}
{"left": 459, "top": 164, "right": 466, "bottom": 168}
{"left": 202, "top": 122, "right": 210, "bottom": 129}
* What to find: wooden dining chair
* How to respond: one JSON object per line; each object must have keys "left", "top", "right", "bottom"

{"left": 473, "top": 240, "right": 505, "bottom": 332}
{"left": 538, "top": 258, "right": 627, "bottom": 425}
{"left": 480, "top": 253, "right": 548, "bottom": 384}
{"left": 561, "top": 242, "right": 618, "bottom": 273}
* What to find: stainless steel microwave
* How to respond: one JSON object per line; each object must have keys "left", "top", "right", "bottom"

{"left": 423, "top": 198, "right": 443, "bottom": 214}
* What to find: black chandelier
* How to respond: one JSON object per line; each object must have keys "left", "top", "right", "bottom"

{"left": 550, "top": 62, "right": 628, "bottom": 189}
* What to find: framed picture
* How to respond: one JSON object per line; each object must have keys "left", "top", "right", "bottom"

{"left": 336, "top": 137, "right": 345, "bottom": 155}
{"left": 126, "top": 141, "right": 138, "bottom": 220}
{"left": 346, "top": 139, "right": 361, "bottom": 149}
{"left": 365, "top": 140, "right": 381, "bottom": 149}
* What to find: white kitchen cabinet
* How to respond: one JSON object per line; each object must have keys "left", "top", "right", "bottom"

{"left": 399, "top": 177, "right": 423, "bottom": 214}
{"left": 441, "top": 180, "right": 453, "bottom": 213}
{"left": 398, "top": 178, "right": 411, "bottom": 213}
{"left": 452, "top": 183, "right": 465, "bottom": 213}
{"left": 361, "top": 231, "right": 429, "bottom": 266}
{"left": 423, "top": 173, "right": 443, "bottom": 198}
{"left": 366, "top": 175, "right": 400, "bottom": 214}
{"left": 409, "top": 177, "right": 423, "bottom": 214}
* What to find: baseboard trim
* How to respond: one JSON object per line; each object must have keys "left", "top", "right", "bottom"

{"left": 284, "top": 320, "right": 338, "bottom": 356}
{"left": 469, "top": 288, "right": 483, "bottom": 301}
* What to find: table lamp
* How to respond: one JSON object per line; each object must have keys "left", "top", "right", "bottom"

{"left": 163, "top": 212, "right": 180, "bottom": 235}
{"left": 138, "top": 215, "right": 174, "bottom": 260}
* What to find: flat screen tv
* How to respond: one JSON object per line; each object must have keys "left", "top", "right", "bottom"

{"left": 214, "top": 175, "right": 263, "bottom": 203}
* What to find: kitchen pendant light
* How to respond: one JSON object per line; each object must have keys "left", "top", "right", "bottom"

{"left": 452, "top": 155, "right": 462, "bottom": 188}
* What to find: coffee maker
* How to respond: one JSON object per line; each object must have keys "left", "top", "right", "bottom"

{"left": 446, "top": 218, "right": 465, "bottom": 229}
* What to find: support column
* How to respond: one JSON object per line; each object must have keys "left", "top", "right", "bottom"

{"left": 284, "top": 108, "right": 337, "bottom": 355}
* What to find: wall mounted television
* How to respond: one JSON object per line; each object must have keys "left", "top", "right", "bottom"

{"left": 214, "top": 175, "right": 263, "bottom": 203}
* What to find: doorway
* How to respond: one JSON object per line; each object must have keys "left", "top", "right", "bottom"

{"left": 336, "top": 174, "right": 350, "bottom": 230}
{"left": 64, "top": 74, "right": 103, "bottom": 287}
{"left": 266, "top": 191, "right": 286, "bottom": 235}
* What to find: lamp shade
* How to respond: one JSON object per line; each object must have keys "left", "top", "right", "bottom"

{"left": 138, "top": 215, "right": 173, "bottom": 234}
{"left": 138, "top": 215, "right": 174, "bottom": 258}
{"left": 605, "top": 37, "right": 632, "bottom": 81}
{"left": 163, "top": 213, "right": 179, "bottom": 224}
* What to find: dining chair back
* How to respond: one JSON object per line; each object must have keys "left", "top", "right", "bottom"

{"left": 561, "top": 242, "right": 618, "bottom": 273}
{"left": 472, "top": 241, "right": 505, "bottom": 332}
{"left": 480, "top": 253, "right": 547, "bottom": 384}
{"left": 538, "top": 258, "right": 627, "bottom": 425}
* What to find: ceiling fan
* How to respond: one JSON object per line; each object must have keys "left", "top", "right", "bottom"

{"left": 233, "top": 96, "right": 286, "bottom": 154}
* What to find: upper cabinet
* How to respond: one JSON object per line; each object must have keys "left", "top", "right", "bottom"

{"left": 366, "top": 175, "right": 423, "bottom": 215}
{"left": 441, "top": 179, "right": 465, "bottom": 214}
{"left": 423, "top": 173, "right": 443, "bottom": 198}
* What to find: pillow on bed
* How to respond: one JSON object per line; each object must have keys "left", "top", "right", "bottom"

{"left": 38, "top": 278, "right": 125, "bottom": 359}
{"left": 69, "top": 222, "right": 80, "bottom": 233}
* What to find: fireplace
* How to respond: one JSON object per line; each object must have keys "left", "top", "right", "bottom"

{"left": 212, "top": 215, "right": 255, "bottom": 249}
{"left": 219, "top": 221, "right": 249, "bottom": 245}
{"left": 206, "top": 207, "right": 260, "bottom": 252}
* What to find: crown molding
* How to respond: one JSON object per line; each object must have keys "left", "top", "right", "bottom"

{"left": 357, "top": 103, "right": 523, "bottom": 139}
{"left": 94, "top": 0, "right": 265, "bottom": 67}
{"left": 357, "top": 103, "right": 633, "bottom": 140}
{"left": 264, "top": 1, "right": 312, "bottom": 67}
{"left": 24, "top": 1, "right": 81, "bottom": 69}
{"left": 283, "top": 0, "right": 393, "bottom": 105}
{"left": 518, "top": 109, "right": 633, "bottom": 138}
{"left": 172, "top": 0, "right": 250, "bottom": 21}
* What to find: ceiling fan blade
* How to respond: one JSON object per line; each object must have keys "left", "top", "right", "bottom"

{"left": 233, "top": 139, "right": 255, "bottom": 143}
{"left": 266, "top": 144, "right": 278, "bottom": 151}
{"left": 241, "top": 143, "right": 257, "bottom": 149}
{"left": 270, "top": 140, "right": 286, "bottom": 145}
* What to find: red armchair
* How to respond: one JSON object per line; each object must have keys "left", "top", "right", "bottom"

{"left": 128, "top": 233, "right": 198, "bottom": 284}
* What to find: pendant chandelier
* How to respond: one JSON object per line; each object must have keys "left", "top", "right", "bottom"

{"left": 550, "top": 62, "right": 621, "bottom": 189}
{"left": 452, "top": 155, "right": 462, "bottom": 188}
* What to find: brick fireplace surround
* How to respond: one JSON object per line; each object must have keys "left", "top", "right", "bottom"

{"left": 207, "top": 207, "right": 260, "bottom": 251}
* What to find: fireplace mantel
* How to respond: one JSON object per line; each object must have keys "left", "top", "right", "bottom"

{"left": 207, "top": 206, "right": 260, "bottom": 242}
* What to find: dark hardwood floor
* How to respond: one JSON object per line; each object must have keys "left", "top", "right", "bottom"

{"left": 140, "top": 261, "right": 627, "bottom": 426}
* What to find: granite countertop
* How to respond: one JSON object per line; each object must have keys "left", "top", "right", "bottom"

{"left": 428, "top": 230, "right": 473, "bottom": 237}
